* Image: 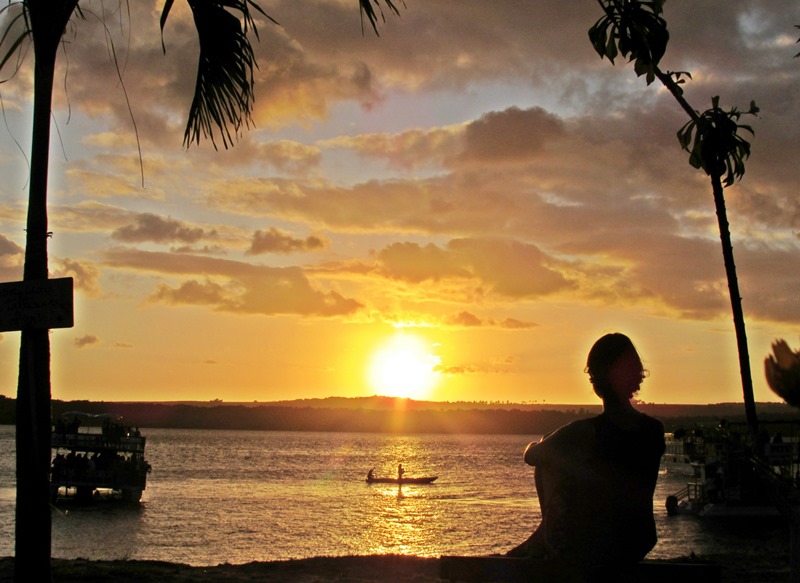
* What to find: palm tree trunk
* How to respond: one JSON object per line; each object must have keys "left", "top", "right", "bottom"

{"left": 15, "top": 47, "right": 56, "bottom": 583}
{"left": 654, "top": 65, "right": 760, "bottom": 441}
{"left": 15, "top": 2, "right": 78, "bottom": 581}
{"left": 709, "top": 173, "right": 759, "bottom": 441}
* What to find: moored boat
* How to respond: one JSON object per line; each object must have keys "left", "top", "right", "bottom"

{"left": 366, "top": 475, "right": 438, "bottom": 484}
{"left": 661, "top": 431, "right": 698, "bottom": 475}
{"left": 51, "top": 412, "right": 151, "bottom": 503}
{"left": 665, "top": 421, "right": 799, "bottom": 518}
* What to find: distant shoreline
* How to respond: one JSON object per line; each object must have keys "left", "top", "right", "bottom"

{"left": 0, "top": 395, "right": 794, "bottom": 435}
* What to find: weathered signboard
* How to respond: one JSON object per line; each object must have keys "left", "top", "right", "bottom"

{"left": 0, "top": 277, "right": 74, "bottom": 332}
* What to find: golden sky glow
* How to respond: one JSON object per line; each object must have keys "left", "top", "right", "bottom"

{"left": 367, "top": 332, "right": 441, "bottom": 400}
{"left": 1, "top": 1, "right": 799, "bottom": 405}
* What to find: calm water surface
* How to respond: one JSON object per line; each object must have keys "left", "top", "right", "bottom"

{"left": 0, "top": 425, "right": 788, "bottom": 566}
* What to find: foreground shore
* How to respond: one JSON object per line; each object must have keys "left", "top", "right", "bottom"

{"left": 0, "top": 556, "right": 441, "bottom": 583}
{"left": 0, "top": 550, "right": 791, "bottom": 583}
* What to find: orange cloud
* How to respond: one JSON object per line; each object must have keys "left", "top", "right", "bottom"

{"left": 52, "top": 259, "right": 101, "bottom": 297}
{"left": 376, "top": 238, "right": 573, "bottom": 299}
{"left": 102, "top": 248, "right": 362, "bottom": 317}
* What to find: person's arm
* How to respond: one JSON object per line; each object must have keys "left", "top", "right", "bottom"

{"left": 523, "top": 438, "right": 544, "bottom": 466}
{"left": 524, "top": 420, "right": 593, "bottom": 467}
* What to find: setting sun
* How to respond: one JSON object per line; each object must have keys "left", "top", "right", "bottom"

{"left": 367, "top": 333, "right": 441, "bottom": 399}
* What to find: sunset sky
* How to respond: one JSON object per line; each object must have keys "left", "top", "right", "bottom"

{"left": 1, "top": 0, "right": 799, "bottom": 405}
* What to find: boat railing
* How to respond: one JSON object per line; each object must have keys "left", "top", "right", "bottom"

{"left": 52, "top": 432, "right": 146, "bottom": 454}
{"left": 671, "top": 482, "right": 706, "bottom": 505}
{"left": 764, "top": 442, "right": 795, "bottom": 466}
{"left": 686, "top": 482, "right": 705, "bottom": 502}
{"left": 671, "top": 485, "right": 689, "bottom": 503}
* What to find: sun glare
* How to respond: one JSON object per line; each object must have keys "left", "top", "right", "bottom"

{"left": 367, "top": 333, "right": 441, "bottom": 399}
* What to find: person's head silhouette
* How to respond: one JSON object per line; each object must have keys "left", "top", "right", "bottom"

{"left": 585, "top": 333, "right": 647, "bottom": 403}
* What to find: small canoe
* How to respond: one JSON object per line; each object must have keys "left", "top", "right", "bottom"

{"left": 366, "top": 476, "right": 438, "bottom": 484}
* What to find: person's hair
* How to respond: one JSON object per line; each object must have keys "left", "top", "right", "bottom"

{"left": 585, "top": 333, "right": 644, "bottom": 399}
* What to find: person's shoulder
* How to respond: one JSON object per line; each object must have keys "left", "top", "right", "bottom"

{"left": 636, "top": 411, "right": 665, "bottom": 439}
{"left": 644, "top": 412, "right": 664, "bottom": 430}
{"left": 545, "top": 417, "right": 595, "bottom": 441}
{"left": 564, "top": 417, "right": 599, "bottom": 439}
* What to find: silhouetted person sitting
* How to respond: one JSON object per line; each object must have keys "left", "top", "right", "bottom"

{"left": 507, "top": 333, "right": 665, "bottom": 581}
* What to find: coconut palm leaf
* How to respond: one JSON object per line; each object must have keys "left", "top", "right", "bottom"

{"left": 0, "top": 5, "right": 32, "bottom": 78}
{"left": 359, "top": 0, "right": 403, "bottom": 35}
{"left": 160, "top": 0, "right": 275, "bottom": 149}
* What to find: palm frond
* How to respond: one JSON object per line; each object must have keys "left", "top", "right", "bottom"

{"left": 0, "top": 2, "right": 32, "bottom": 80}
{"left": 180, "top": 0, "right": 273, "bottom": 149}
{"left": 165, "top": 0, "right": 399, "bottom": 148}
{"left": 359, "top": 0, "right": 403, "bottom": 36}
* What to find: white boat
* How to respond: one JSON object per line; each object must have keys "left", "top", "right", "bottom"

{"left": 662, "top": 432, "right": 698, "bottom": 475}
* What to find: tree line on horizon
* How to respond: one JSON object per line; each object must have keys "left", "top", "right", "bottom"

{"left": 0, "top": 396, "right": 792, "bottom": 435}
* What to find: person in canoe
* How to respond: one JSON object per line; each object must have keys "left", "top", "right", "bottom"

{"left": 507, "top": 333, "right": 665, "bottom": 579}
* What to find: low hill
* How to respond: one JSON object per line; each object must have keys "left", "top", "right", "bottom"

{"left": 0, "top": 395, "right": 795, "bottom": 434}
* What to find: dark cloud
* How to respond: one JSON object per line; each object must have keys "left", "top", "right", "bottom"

{"left": 0, "top": 234, "right": 22, "bottom": 257}
{"left": 74, "top": 335, "right": 99, "bottom": 348}
{"left": 247, "top": 227, "right": 329, "bottom": 255}
{"left": 461, "top": 106, "right": 566, "bottom": 162}
{"left": 0, "top": 233, "right": 23, "bottom": 281}
{"left": 112, "top": 213, "right": 217, "bottom": 244}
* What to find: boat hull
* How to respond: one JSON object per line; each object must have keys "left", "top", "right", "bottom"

{"left": 366, "top": 476, "right": 437, "bottom": 484}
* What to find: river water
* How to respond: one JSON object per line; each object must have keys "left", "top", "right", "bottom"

{"left": 0, "top": 425, "right": 788, "bottom": 566}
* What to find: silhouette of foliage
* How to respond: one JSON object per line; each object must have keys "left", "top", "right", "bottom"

{"left": 359, "top": 0, "right": 403, "bottom": 36}
{"left": 588, "top": 0, "right": 668, "bottom": 84}
{"left": 3, "top": 0, "right": 403, "bottom": 149}
{"left": 677, "top": 96, "right": 759, "bottom": 187}
{"left": 795, "top": 24, "right": 799, "bottom": 58}
{"left": 161, "top": 0, "right": 273, "bottom": 149}
{"left": 765, "top": 340, "right": 800, "bottom": 408}
{"left": 587, "top": 0, "right": 760, "bottom": 436}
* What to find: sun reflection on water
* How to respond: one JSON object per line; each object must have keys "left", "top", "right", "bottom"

{"left": 357, "top": 483, "right": 444, "bottom": 556}
{"left": 352, "top": 436, "right": 448, "bottom": 557}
